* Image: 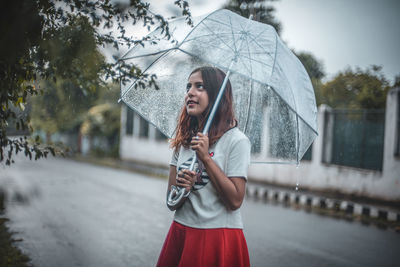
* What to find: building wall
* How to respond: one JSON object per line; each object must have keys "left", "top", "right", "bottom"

{"left": 120, "top": 88, "right": 400, "bottom": 201}
{"left": 120, "top": 105, "right": 171, "bottom": 167}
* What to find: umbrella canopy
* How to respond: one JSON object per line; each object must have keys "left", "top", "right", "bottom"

{"left": 120, "top": 9, "right": 318, "bottom": 164}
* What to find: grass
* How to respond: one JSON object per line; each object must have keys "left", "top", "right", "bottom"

{"left": 0, "top": 191, "right": 32, "bottom": 267}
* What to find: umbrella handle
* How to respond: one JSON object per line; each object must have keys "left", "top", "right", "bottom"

{"left": 166, "top": 152, "right": 198, "bottom": 210}
{"left": 167, "top": 185, "right": 190, "bottom": 210}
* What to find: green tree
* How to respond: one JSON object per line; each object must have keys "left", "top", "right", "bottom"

{"left": 80, "top": 94, "right": 121, "bottom": 158}
{"left": 224, "top": 0, "right": 282, "bottom": 34}
{"left": 31, "top": 79, "right": 99, "bottom": 139}
{"left": 30, "top": 16, "right": 105, "bottom": 140}
{"left": 1, "top": 0, "right": 191, "bottom": 165}
{"left": 296, "top": 51, "right": 325, "bottom": 106}
{"left": 320, "top": 66, "right": 391, "bottom": 109}
{"left": 296, "top": 52, "right": 325, "bottom": 81}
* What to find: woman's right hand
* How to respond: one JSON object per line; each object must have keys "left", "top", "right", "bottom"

{"left": 176, "top": 169, "right": 196, "bottom": 193}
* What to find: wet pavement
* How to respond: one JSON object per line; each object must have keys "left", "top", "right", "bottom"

{"left": 1, "top": 157, "right": 399, "bottom": 267}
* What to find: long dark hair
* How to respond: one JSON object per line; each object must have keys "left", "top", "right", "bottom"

{"left": 171, "top": 66, "right": 237, "bottom": 150}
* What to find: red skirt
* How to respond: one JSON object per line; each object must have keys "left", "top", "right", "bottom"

{"left": 157, "top": 221, "right": 250, "bottom": 267}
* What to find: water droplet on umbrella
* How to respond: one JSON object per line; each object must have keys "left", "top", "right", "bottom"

{"left": 295, "top": 163, "right": 300, "bottom": 191}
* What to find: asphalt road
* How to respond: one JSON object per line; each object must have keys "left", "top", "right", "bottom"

{"left": 0, "top": 157, "right": 399, "bottom": 267}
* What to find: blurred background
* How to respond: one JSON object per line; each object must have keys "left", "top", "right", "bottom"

{"left": 1, "top": 0, "right": 399, "bottom": 266}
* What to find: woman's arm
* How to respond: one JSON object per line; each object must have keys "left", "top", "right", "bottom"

{"left": 167, "top": 165, "right": 177, "bottom": 192}
{"left": 191, "top": 133, "right": 246, "bottom": 210}
{"left": 166, "top": 165, "right": 196, "bottom": 211}
{"left": 202, "top": 158, "right": 246, "bottom": 210}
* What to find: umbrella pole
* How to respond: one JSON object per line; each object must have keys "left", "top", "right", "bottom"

{"left": 167, "top": 61, "right": 235, "bottom": 209}
{"left": 188, "top": 65, "right": 234, "bottom": 171}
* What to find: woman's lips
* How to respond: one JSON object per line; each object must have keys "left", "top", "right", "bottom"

{"left": 187, "top": 100, "right": 198, "bottom": 107}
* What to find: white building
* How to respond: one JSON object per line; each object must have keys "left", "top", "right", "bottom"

{"left": 120, "top": 88, "right": 400, "bottom": 201}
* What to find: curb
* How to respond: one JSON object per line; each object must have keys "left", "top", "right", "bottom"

{"left": 246, "top": 185, "right": 400, "bottom": 223}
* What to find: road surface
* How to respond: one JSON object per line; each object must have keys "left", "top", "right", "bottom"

{"left": 1, "top": 157, "right": 399, "bottom": 267}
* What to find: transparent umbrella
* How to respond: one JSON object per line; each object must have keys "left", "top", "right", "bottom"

{"left": 119, "top": 9, "right": 318, "bottom": 205}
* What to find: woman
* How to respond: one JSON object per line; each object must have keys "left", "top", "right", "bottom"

{"left": 157, "top": 66, "right": 251, "bottom": 267}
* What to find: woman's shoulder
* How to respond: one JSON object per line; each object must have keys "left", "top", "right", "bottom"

{"left": 221, "top": 127, "right": 250, "bottom": 145}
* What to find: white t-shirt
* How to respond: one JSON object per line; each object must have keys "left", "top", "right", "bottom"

{"left": 170, "top": 127, "right": 251, "bottom": 229}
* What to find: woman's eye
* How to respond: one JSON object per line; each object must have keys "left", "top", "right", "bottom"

{"left": 186, "top": 82, "right": 204, "bottom": 92}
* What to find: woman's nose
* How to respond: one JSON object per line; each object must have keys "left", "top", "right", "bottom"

{"left": 187, "top": 86, "right": 195, "bottom": 97}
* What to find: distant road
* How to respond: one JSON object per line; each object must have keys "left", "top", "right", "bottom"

{"left": 1, "top": 157, "right": 399, "bottom": 267}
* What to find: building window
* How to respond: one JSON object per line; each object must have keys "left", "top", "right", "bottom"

{"left": 139, "top": 116, "right": 149, "bottom": 138}
{"left": 126, "top": 107, "right": 133, "bottom": 135}
{"left": 156, "top": 129, "right": 168, "bottom": 141}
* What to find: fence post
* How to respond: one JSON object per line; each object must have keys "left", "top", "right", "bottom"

{"left": 383, "top": 87, "right": 400, "bottom": 178}
{"left": 120, "top": 104, "right": 127, "bottom": 137}
{"left": 148, "top": 124, "right": 156, "bottom": 141}
{"left": 133, "top": 112, "right": 140, "bottom": 137}
{"left": 316, "top": 104, "right": 334, "bottom": 164}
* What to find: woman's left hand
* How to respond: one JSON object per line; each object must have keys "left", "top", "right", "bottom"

{"left": 190, "top": 132, "right": 210, "bottom": 162}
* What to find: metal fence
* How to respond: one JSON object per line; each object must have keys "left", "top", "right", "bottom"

{"left": 328, "top": 109, "right": 385, "bottom": 171}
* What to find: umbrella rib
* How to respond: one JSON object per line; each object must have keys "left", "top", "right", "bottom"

{"left": 199, "top": 22, "right": 237, "bottom": 54}
{"left": 253, "top": 27, "right": 273, "bottom": 42}
{"left": 177, "top": 9, "right": 227, "bottom": 47}
{"left": 236, "top": 53, "right": 273, "bottom": 68}
{"left": 183, "top": 33, "right": 236, "bottom": 49}
{"left": 273, "top": 42, "right": 301, "bottom": 161}
{"left": 242, "top": 35, "right": 254, "bottom": 133}
{"left": 236, "top": 56, "right": 252, "bottom": 79}
{"left": 269, "top": 39, "right": 312, "bottom": 156}
{"left": 183, "top": 33, "right": 271, "bottom": 60}
{"left": 121, "top": 47, "right": 177, "bottom": 61}
{"left": 182, "top": 31, "right": 242, "bottom": 58}
{"left": 206, "top": 16, "right": 268, "bottom": 42}
{"left": 233, "top": 15, "right": 270, "bottom": 65}
{"left": 270, "top": 33, "right": 279, "bottom": 84}
{"left": 269, "top": 86, "right": 318, "bottom": 135}
{"left": 181, "top": 45, "right": 238, "bottom": 65}
{"left": 228, "top": 16, "right": 239, "bottom": 55}
{"left": 214, "top": 33, "right": 242, "bottom": 65}
{"left": 245, "top": 35, "right": 275, "bottom": 62}
{"left": 206, "top": 17, "right": 241, "bottom": 30}
{"left": 183, "top": 32, "right": 237, "bottom": 44}
{"left": 120, "top": 48, "right": 176, "bottom": 100}
{"left": 183, "top": 31, "right": 232, "bottom": 39}
{"left": 181, "top": 37, "right": 272, "bottom": 68}
{"left": 231, "top": 15, "right": 254, "bottom": 64}
{"left": 235, "top": 17, "right": 274, "bottom": 59}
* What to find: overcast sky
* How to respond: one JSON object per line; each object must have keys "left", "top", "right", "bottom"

{"left": 273, "top": 0, "right": 400, "bottom": 82}
{"left": 149, "top": 0, "right": 400, "bottom": 83}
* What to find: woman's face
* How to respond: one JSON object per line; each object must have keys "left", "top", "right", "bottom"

{"left": 185, "top": 71, "right": 209, "bottom": 119}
